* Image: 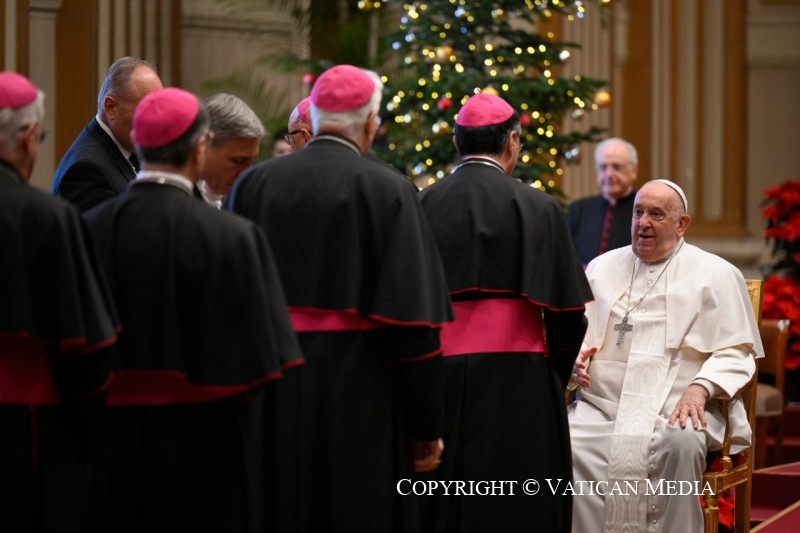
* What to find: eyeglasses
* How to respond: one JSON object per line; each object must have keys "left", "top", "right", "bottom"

{"left": 20, "top": 124, "right": 48, "bottom": 143}
{"left": 284, "top": 130, "right": 303, "bottom": 145}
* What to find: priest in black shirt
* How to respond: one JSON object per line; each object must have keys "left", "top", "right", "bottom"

{"left": 567, "top": 137, "right": 639, "bottom": 266}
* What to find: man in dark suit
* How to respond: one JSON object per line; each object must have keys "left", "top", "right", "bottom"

{"left": 51, "top": 57, "right": 162, "bottom": 212}
{"left": 197, "top": 93, "right": 265, "bottom": 208}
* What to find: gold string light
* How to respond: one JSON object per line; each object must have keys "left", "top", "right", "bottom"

{"left": 386, "top": 0, "right": 608, "bottom": 186}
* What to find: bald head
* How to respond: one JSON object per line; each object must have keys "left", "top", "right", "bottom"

{"left": 98, "top": 57, "right": 163, "bottom": 152}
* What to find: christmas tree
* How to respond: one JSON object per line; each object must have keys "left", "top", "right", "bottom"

{"left": 375, "top": 0, "right": 609, "bottom": 196}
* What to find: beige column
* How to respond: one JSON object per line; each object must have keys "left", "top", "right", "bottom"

{"left": 561, "top": 1, "right": 613, "bottom": 202}
{"left": 28, "top": 0, "right": 62, "bottom": 191}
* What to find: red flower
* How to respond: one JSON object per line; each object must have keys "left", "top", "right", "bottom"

{"left": 763, "top": 204, "right": 782, "bottom": 222}
{"left": 762, "top": 181, "right": 800, "bottom": 371}
{"left": 786, "top": 212, "right": 800, "bottom": 241}
{"left": 762, "top": 274, "right": 800, "bottom": 370}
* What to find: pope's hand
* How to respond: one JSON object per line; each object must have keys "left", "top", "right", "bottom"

{"left": 668, "top": 384, "right": 709, "bottom": 429}
{"left": 571, "top": 347, "right": 596, "bottom": 389}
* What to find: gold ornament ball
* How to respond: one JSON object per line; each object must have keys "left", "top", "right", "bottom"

{"left": 482, "top": 86, "right": 499, "bottom": 95}
{"left": 435, "top": 45, "right": 455, "bottom": 61}
{"left": 594, "top": 89, "right": 612, "bottom": 108}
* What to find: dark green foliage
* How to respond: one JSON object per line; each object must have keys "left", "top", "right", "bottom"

{"left": 379, "top": 1, "right": 608, "bottom": 196}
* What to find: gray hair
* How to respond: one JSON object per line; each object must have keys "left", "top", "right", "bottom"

{"left": 310, "top": 69, "right": 383, "bottom": 140}
{"left": 204, "top": 93, "right": 265, "bottom": 145}
{"left": 97, "top": 56, "right": 158, "bottom": 114}
{"left": 595, "top": 137, "right": 638, "bottom": 166}
{"left": 0, "top": 90, "right": 45, "bottom": 151}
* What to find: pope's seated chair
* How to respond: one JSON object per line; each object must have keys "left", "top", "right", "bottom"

{"left": 702, "top": 278, "right": 762, "bottom": 533}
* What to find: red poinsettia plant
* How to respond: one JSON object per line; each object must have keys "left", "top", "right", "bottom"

{"left": 762, "top": 179, "right": 800, "bottom": 370}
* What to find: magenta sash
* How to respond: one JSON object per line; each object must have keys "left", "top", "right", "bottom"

{"left": 439, "top": 298, "right": 545, "bottom": 357}
{"left": 106, "top": 369, "right": 281, "bottom": 406}
{"left": 289, "top": 308, "right": 382, "bottom": 332}
{"left": 0, "top": 337, "right": 60, "bottom": 405}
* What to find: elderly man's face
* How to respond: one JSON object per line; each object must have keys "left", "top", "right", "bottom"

{"left": 631, "top": 183, "right": 690, "bottom": 263}
{"left": 203, "top": 137, "right": 260, "bottom": 195}
{"left": 596, "top": 141, "right": 637, "bottom": 203}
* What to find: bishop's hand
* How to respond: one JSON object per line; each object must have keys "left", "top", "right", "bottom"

{"left": 413, "top": 438, "right": 444, "bottom": 473}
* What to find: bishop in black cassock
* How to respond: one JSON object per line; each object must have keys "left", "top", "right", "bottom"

{"left": 228, "top": 65, "right": 453, "bottom": 533}
{"left": 418, "top": 93, "right": 593, "bottom": 533}
{"left": 83, "top": 87, "right": 302, "bottom": 533}
{"left": 0, "top": 71, "right": 119, "bottom": 533}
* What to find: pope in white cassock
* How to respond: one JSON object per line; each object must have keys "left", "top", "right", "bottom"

{"left": 568, "top": 179, "right": 764, "bottom": 533}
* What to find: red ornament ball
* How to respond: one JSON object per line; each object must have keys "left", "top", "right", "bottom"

{"left": 302, "top": 73, "right": 316, "bottom": 85}
{"left": 519, "top": 113, "right": 532, "bottom": 127}
{"left": 437, "top": 97, "right": 452, "bottom": 111}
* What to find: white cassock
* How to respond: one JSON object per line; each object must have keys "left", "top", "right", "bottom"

{"left": 568, "top": 240, "right": 763, "bottom": 533}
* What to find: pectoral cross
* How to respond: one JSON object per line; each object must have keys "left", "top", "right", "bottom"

{"left": 614, "top": 315, "right": 633, "bottom": 347}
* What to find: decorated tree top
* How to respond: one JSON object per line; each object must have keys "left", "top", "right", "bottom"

{"left": 375, "top": 0, "right": 609, "bottom": 196}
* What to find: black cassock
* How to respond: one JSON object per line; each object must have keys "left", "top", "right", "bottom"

{"left": 0, "top": 161, "right": 119, "bottom": 532}
{"left": 83, "top": 179, "right": 302, "bottom": 533}
{"left": 228, "top": 134, "right": 453, "bottom": 533}
{"left": 418, "top": 158, "right": 593, "bottom": 533}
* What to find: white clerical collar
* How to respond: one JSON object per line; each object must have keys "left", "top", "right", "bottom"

{"left": 308, "top": 134, "right": 361, "bottom": 155}
{"left": 134, "top": 170, "right": 194, "bottom": 195}
{"left": 197, "top": 180, "right": 224, "bottom": 209}
{"left": 96, "top": 114, "right": 133, "bottom": 160}
{"left": 452, "top": 156, "right": 506, "bottom": 175}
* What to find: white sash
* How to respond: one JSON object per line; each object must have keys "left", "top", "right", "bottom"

{"left": 603, "top": 317, "right": 670, "bottom": 531}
